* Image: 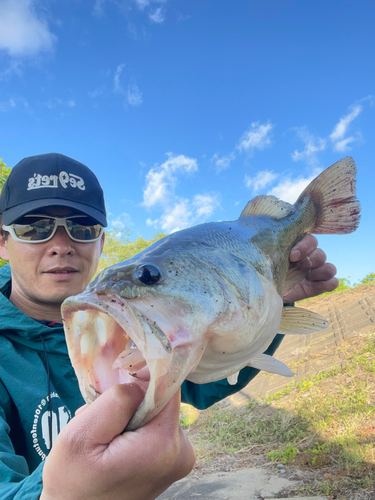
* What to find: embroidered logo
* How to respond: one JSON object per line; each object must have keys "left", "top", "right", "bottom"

{"left": 30, "top": 392, "right": 72, "bottom": 460}
{"left": 27, "top": 171, "right": 85, "bottom": 190}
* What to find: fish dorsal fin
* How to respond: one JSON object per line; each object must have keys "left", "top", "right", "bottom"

{"left": 279, "top": 307, "right": 328, "bottom": 335}
{"left": 240, "top": 195, "right": 295, "bottom": 220}
{"left": 247, "top": 354, "right": 294, "bottom": 376}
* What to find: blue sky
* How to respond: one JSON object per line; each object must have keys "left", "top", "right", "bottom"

{"left": 0, "top": 0, "right": 374, "bottom": 284}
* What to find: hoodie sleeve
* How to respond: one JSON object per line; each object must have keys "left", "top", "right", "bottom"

{"left": 0, "top": 381, "right": 44, "bottom": 500}
{"left": 181, "top": 333, "right": 285, "bottom": 408}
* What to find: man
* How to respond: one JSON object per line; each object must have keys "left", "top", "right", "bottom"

{"left": 0, "top": 153, "right": 337, "bottom": 500}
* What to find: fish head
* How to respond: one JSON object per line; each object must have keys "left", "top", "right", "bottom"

{"left": 61, "top": 245, "right": 231, "bottom": 430}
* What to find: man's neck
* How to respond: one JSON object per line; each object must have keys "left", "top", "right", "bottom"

{"left": 9, "top": 292, "right": 63, "bottom": 323}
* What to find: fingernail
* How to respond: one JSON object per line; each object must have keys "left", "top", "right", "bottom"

{"left": 291, "top": 249, "right": 301, "bottom": 261}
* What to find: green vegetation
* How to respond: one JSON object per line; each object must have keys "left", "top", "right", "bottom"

{"left": 0, "top": 159, "right": 10, "bottom": 191}
{"left": 268, "top": 443, "right": 299, "bottom": 463}
{"left": 183, "top": 332, "right": 375, "bottom": 499}
{"left": 96, "top": 227, "right": 166, "bottom": 275}
{"left": 0, "top": 159, "right": 10, "bottom": 269}
{"left": 360, "top": 272, "right": 375, "bottom": 285}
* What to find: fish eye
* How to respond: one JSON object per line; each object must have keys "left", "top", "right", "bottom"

{"left": 133, "top": 264, "right": 161, "bottom": 286}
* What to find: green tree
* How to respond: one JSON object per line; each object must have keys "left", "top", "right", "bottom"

{"left": 0, "top": 158, "right": 10, "bottom": 269}
{"left": 335, "top": 278, "right": 352, "bottom": 291}
{"left": 0, "top": 158, "right": 11, "bottom": 192}
{"left": 360, "top": 272, "right": 375, "bottom": 285}
{"left": 96, "top": 226, "right": 166, "bottom": 275}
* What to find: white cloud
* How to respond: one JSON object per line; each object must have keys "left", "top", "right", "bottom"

{"left": 330, "top": 105, "right": 362, "bottom": 143}
{"left": 0, "top": 99, "right": 16, "bottom": 112}
{"left": 193, "top": 193, "right": 220, "bottom": 219}
{"left": 237, "top": 122, "right": 273, "bottom": 154}
{"left": 329, "top": 104, "right": 363, "bottom": 152}
{"left": 127, "top": 84, "right": 143, "bottom": 106}
{"left": 134, "top": 0, "right": 167, "bottom": 9}
{"left": 333, "top": 136, "right": 359, "bottom": 153}
{"left": 154, "top": 199, "right": 192, "bottom": 233}
{"left": 147, "top": 194, "right": 220, "bottom": 234}
{"left": 211, "top": 152, "right": 236, "bottom": 173}
{"left": 0, "top": 60, "right": 23, "bottom": 81}
{"left": 110, "top": 212, "right": 132, "bottom": 229}
{"left": 114, "top": 65, "right": 143, "bottom": 106}
{"left": 143, "top": 153, "right": 220, "bottom": 233}
{"left": 43, "top": 98, "right": 76, "bottom": 110}
{"left": 0, "top": 96, "right": 29, "bottom": 112}
{"left": 127, "top": 22, "right": 139, "bottom": 40}
{"left": 149, "top": 7, "right": 164, "bottom": 23}
{"left": 93, "top": 0, "right": 106, "bottom": 17}
{"left": 0, "top": 0, "right": 56, "bottom": 57}
{"left": 114, "top": 64, "right": 126, "bottom": 93}
{"left": 211, "top": 122, "right": 273, "bottom": 174}
{"left": 135, "top": 0, "right": 150, "bottom": 9}
{"left": 291, "top": 127, "right": 326, "bottom": 165}
{"left": 267, "top": 170, "right": 321, "bottom": 204}
{"left": 143, "top": 153, "right": 198, "bottom": 209}
{"left": 88, "top": 86, "right": 105, "bottom": 99}
{"left": 244, "top": 170, "right": 278, "bottom": 192}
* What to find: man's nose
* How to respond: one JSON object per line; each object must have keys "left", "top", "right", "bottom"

{"left": 46, "top": 225, "right": 76, "bottom": 256}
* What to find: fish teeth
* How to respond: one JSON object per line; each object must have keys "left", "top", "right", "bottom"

{"left": 73, "top": 310, "right": 89, "bottom": 327}
{"left": 80, "top": 333, "right": 91, "bottom": 355}
{"left": 96, "top": 316, "right": 107, "bottom": 346}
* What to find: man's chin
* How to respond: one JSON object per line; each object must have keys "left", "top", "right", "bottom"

{"left": 41, "top": 279, "right": 87, "bottom": 306}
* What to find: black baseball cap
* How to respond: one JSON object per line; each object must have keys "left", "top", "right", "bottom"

{"left": 0, "top": 153, "right": 107, "bottom": 226}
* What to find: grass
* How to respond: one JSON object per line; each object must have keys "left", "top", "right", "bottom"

{"left": 181, "top": 331, "right": 375, "bottom": 499}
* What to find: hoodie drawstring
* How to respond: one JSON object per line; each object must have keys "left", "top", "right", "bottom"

{"left": 39, "top": 334, "right": 53, "bottom": 452}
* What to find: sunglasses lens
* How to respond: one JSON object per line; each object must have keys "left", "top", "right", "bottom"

{"left": 66, "top": 217, "right": 103, "bottom": 241}
{"left": 12, "top": 218, "right": 56, "bottom": 242}
{"left": 10, "top": 216, "right": 103, "bottom": 242}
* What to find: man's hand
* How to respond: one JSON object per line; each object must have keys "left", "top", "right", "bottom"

{"left": 40, "top": 385, "right": 195, "bottom": 500}
{"left": 283, "top": 234, "right": 338, "bottom": 303}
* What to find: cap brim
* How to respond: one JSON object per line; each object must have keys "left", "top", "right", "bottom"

{"left": 2, "top": 199, "right": 107, "bottom": 227}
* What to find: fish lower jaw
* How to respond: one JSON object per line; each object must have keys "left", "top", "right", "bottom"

{"left": 62, "top": 301, "right": 163, "bottom": 411}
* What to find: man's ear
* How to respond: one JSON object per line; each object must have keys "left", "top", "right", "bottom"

{"left": 99, "top": 231, "right": 105, "bottom": 257}
{"left": 0, "top": 233, "right": 9, "bottom": 261}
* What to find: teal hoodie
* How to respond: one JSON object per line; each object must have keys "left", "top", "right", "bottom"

{"left": 0, "top": 265, "right": 284, "bottom": 499}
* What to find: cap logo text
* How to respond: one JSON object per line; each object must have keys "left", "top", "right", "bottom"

{"left": 27, "top": 172, "right": 86, "bottom": 191}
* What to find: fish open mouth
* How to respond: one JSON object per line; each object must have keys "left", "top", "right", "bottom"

{"left": 62, "top": 292, "right": 175, "bottom": 429}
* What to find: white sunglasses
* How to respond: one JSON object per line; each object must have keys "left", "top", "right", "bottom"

{"left": 2, "top": 214, "right": 104, "bottom": 243}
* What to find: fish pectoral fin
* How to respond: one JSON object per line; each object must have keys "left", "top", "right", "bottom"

{"left": 279, "top": 307, "right": 328, "bottom": 335}
{"left": 247, "top": 354, "right": 294, "bottom": 377}
{"left": 227, "top": 371, "right": 240, "bottom": 385}
{"left": 281, "top": 262, "right": 311, "bottom": 297}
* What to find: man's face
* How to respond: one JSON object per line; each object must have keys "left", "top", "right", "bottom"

{"left": 0, "top": 207, "right": 105, "bottom": 311}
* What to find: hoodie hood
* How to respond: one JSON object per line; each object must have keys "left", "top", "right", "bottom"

{"left": 0, "top": 265, "right": 67, "bottom": 354}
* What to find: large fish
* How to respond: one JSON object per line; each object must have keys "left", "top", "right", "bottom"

{"left": 62, "top": 157, "right": 360, "bottom": 430}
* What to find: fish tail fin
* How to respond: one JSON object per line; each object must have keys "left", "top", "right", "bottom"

{"left": 296, "top": 156, "right": 360, "bottom": 235}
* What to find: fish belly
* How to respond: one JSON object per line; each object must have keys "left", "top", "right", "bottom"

{"left": 186, "top": 271, "right": 283, "bottom": 384}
